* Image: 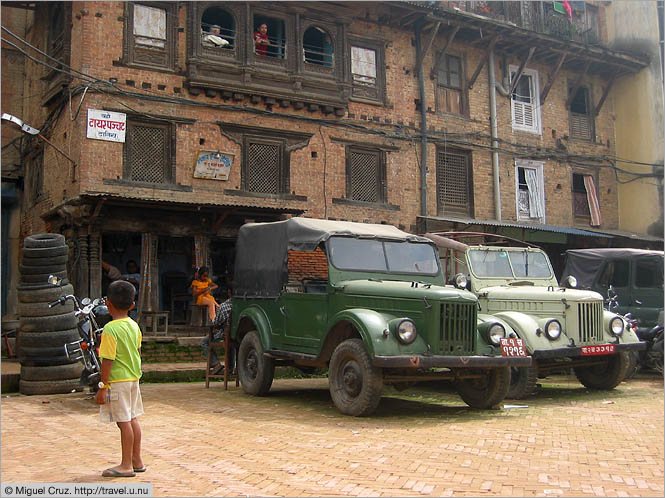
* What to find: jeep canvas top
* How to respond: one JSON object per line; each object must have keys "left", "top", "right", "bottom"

{"left": 427, "top": 232, "right": 646, "bottom": 399}
{"left": 231, "top": 218, "right": 531, "bottom": 416}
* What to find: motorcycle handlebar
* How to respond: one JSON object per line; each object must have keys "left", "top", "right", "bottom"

{"left": 48, "top": 297, "right": 66, "bottom": 308}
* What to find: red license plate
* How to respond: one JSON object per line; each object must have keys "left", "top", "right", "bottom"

{"left": 581, "top": 344, "right": 616, "bottom": 355}
{"left": 500, "top": 338, "right": 527, "bottom": 357}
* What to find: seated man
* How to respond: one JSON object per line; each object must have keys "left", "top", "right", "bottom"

{"left": 201, "top": 298, "right": 234, "bottom": 375}
{"left": 202, "top": 24, "right": 229, "bottom": 48}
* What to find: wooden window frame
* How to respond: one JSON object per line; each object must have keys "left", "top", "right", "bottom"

{"left": 345, "top": 146, "right": 387, "bottom": 204}
{"left": 436, "top": 53, "right": 466, "bottom": 116}
{"left": 515, "top": 160, "right": 546, "bottom": 223}
{"left": 571, "top": 171, "right": 600, "bottom": 222}
{"left": 124, "top": 2, "right": 177, "bottom": 72}
{"left": 241, "top": 136, "right": 289, "bottom": 195}
{"left": 348, "top": 37, "right": 386, "bottom": 104}
{"left": 569, "top": 85, "right": 596, "bottom": 142}
{"left": 435, "top": 147, "right": 474, "bottom": 216}
{"left": 123, "top": 119, "right": 176, "bottom": 185}
{"left": 510, "top": 66, "right": 542, "bottom": 134}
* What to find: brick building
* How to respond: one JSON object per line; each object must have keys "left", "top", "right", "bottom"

{"left": 1, "top": 1, "right": 662, "bottom": 321}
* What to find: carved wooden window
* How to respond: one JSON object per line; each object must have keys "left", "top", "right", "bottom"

{"left": 124, "top": 120, "right": 173, "bottom": 184}
{"left": 349, "top": 39, "right": 385, "bottom": 102}
{"left": 253, "top": 15, "right": 286, "bottom": 59}
{"left": 436, "top": 54, "right": 464, "bottom": 115}
{"left": 201, "top": 7, "right": 235, "bottom": 50}
{"left": 242, "top": 138, "right": 288, "bottom": 194}
{"left": 569, "top": 87, "right": 595, "bottom": 141}
{"left": 303, "top": 26, "right": 333, "bottom": 67}
{"left": 572, "top": 173, "right": 591, "bottom": 218}
{"left": 346, "top": 147, "right": 386, "bottom": 203}
{"left": 510, "top": 66, "right": 541, "bottom": 134}
{"left": 125, "top": 2, "right": 176, "bottom": 70}
{"left": 436, "top": 148, "right": 473, "bottom": 216}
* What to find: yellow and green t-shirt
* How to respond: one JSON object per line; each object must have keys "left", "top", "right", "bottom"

{"left": 99, "top": 317, "right": 143, "bottom": 383}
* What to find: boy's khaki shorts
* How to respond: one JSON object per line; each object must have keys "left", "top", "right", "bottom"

{"left": 99, "top": 380, "right": 144, "bottom": 423}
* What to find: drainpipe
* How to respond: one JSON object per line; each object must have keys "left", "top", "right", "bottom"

{"left": 488, "top": 46, "right": 503, "bottom": 221}
{"left": 416, "top": 28, "right": 428, "bottom": 219}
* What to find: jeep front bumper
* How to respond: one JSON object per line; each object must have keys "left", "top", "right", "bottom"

{"left": 532, "top": 341, "right": 646, "bottom": 359}
{"left": 372, "top": 355, "right": 532, "bottom": 368}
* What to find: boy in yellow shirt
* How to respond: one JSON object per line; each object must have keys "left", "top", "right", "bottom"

{"left": 96, "top": 280, "right": 145, "bottom": 478}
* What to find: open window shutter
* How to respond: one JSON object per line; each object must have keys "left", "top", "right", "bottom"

{"left": 524, "top": 168, "right": 544, "bottom": 219}
{"left": 583, "top": 175, "right": 602, "bottom": 226}
{"left": 523, "top": 101, "right": 535, "bottom": 128}
{"left": 513, "top": 100, "right": 526, "bottom": 127}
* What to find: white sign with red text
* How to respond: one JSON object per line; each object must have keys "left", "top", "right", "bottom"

{"left": 86, "top": 109, "right": 126, "bottom": 143}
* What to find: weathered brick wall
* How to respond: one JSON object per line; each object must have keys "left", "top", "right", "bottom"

{"left": 287, "top": 249, "right": 329, "bottom": 282}
{"left": 14, "top": 1, "right": 623, "bottom": 238}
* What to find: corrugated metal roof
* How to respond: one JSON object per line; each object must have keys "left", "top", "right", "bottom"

{"left": 419, "top": 215, "right": 614, "bottom": 238}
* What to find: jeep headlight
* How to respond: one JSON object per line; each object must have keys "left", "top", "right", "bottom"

{"left": 486, "top": 322, "right": 506, "bottom": 346}
{"left": 396, "top": 319, "right": 417, "bottom": 344}
{"left": 454, "top": 273, "right": 468, "bottom": 289}
{"left": 544, "top": 319, "right": 562, "bottom": 340}
{"left": 609, "top": 317, "right": 624, "bottom": 337}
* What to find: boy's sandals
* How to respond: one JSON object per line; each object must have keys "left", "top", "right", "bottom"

{"left": 102, "top": 468, "right": 136, "bottom": 478}
{"left": 210, "top": 364, "right": 224, "bottom": 375}
{"left": 133, "top": 466, "right": 147, "bottom": 473}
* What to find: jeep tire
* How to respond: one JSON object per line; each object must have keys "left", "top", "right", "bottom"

{"left": 455, "top": 366, "right": 510, "bottom": 409}
{"left": 574, "top": 352, "right": 630, "bottom": 390}
{"left": 19, "top": 378, "right": 82, "bottom": 395}
{"left": 507, "top": 365, "right": 539, "bottom": 399}
{"left": 238, "top": 331, "right": 275, "bottom": 396}
{"left": 328, "top": 338, "right": 383, "bottom": 417}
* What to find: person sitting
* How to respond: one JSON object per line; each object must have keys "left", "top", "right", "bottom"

{"left": 190, "top": 266, "right": 219, "bottom": 322}
{"left": 202, "top": 24, "right": 229, "bottom": 48}
{"left": 254, "top": 23, "right": 269, "bottom": 55}
{"left": 201, "top": 298, "right": 234, "bottom": 375}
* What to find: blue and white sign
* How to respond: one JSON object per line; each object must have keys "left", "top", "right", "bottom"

{"left": 193, "top": 150, "right": 233, "bottom": 180}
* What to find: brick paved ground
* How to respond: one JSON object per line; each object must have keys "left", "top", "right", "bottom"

{"left": 1, "top": 374, "right": 663, "bottom": 497}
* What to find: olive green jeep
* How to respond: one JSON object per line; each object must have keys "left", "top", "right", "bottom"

{"left": 230, "top": 218, "right": 531, "bottom": 416}
{"left": 427, "top": 232, "right": 646, "bottom": 399}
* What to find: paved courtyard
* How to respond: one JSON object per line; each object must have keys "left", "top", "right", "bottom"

{"left": 1, "top": 373, "right": 663, "bottom": 497}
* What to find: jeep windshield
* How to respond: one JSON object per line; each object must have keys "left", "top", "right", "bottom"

{"left": 328, "top": 237, "right": 440, "bottom": 275}
{"left": 468, "top": 248, "right": 553, "bottom": 279}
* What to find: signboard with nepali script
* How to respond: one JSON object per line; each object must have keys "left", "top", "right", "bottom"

{"left": 193, "top": 150, "right": 233, "bottom": 180}
{"left": 86, "top": 109, "right": 126, "bottom": 142}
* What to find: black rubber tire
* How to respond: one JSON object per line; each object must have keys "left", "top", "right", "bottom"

{"left": 19, "top": 313, "right": 78, "bottom": 332}
{"left": 574, "top": 352, "right": 630, "bottom": 390}
{"left": 455, "top": 367, "right": 511, "bottom": 409}
{"left": 17, "top": 329, "right": 81, "bottom": 348}
{"left": 624, "top": 351, "right": 640, "bottom": 380}
{"left": 18, "top": 354, "right": 79, "bottom": 366}
{"left": 19, "top": 263, "right": 67, "bottom": 275}
{"left": 20, "top": 254, "right": 69, "bottom": 267}
{"left": 238, "top": 331, "right": 275, "bottom": 396}
{"left": 21, "top": 363, "right": 84, "bottom": 382}
{"left": 18, "top": 300, "right": 75, "bottom": 317}
{"left": 18, "top": 345, "right": 72, "bottom": 358}
{"left": 23, "top": 233, "right": 66, "bottom": 249}
{"left": 16, "top": 279, "right": 71, "bottom": 292}
{"left": 17, "top": 284, "right": 74, "bottom": 304}
{"left": 328, "top": 338, "right": 383, "bottom": 416}
{"left": 22, "top": 245, "right": 68, "bottom": 259}
{"left": 20, "top": 270, "right": 67, "bottom": 284}
{"left": 19, "top": 378, "right": 82, "bottom": 395}
{"left": 507, "top": 365, "right": 539, "bottom": 399}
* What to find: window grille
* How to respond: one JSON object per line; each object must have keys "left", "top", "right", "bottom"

{"left": 125, "top": 122, "right": 170, "bottom": 184}
{"left": 347, "top": 148, "right": 384, "bottom": 203}
{"left": 244, "top": 141, "right": 283, "bottom": 194}
{"left": 436, "top": 149, "right": 472, "bottom": 215}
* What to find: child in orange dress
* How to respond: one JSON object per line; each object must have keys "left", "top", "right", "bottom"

{"left": 190, "top": 266, "right": 219, "bottom": 321}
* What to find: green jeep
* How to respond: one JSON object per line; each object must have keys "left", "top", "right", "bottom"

{"left": 230, "top": 218, "right": 531, "bottom": 416}
{"left": 427, "top": 232, "right": 646, "bottom": 399}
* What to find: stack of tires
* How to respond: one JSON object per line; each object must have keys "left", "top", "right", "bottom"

{"left": 17, "top": 233, "right": 82, "bottom": 395}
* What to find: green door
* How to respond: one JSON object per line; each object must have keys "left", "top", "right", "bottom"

{"left": 629, "top": 256, "right": 664, "bottom": 327}
{"left": 281, "top": 292, "right": 326, "bottom": 353}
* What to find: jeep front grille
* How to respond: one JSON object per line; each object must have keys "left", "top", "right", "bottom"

{"left": 578, "top": 302, "right": 604, "bottom": 342}
{"left": 439, "top": 303, "right": 477, "bottom": 354}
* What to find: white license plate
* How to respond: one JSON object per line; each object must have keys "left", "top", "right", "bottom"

{"left": 581, "top": 344, "right": 616, "bottom": 355}
{"left": 500, "top": 338, "right": 527, "bottom": 357}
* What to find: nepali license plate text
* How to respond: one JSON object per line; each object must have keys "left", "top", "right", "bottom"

{"left": 581, "top": 344, "right": 616, "bottom": 355}
{"left": 500, "top": 338, "right": 527, "bottom": 357}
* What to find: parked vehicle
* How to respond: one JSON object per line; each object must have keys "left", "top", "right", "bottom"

{"left": 230, "top": 218, "right": 531, "bottom": 416}
{"left": 48, "top": 275, "right": 111, "bottom": 390}
{"left": 561, "top": 248, "right": 664, "bottom": 335}
{"left": 426, "top": 232, "right": 645, "bottom": 399}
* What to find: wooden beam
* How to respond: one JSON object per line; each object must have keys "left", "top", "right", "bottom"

{"left": 416, "top": 21, "right": 441, "bottom": 69}
{"left": 594, "top": 74, "right": 618, "bottom": 117}
{"left": 508, "top": 46, "right": 536, "bottom": 97}
{"left": 212, "top": 210, "right": 231, "bottom": 232}
{"left": 467, "top": 36, "right": 498, "bottom": 90}
{"left": 88, "top": 198, "right": 105, "bottom": 235}
{"left": 540, "top": 52, "right": 567, "bottom": 105}
{"left": 565, "top": 60, "right": 592, "bottom": 109}
{"left": 434, "top": 25, "right": 460, "bottom": 70}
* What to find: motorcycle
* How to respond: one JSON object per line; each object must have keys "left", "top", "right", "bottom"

{"left": 47, "top": 275, "right": 112, "bottom": 390}
{"left": 607, "top": 286, "right": 663, "bottom": 375}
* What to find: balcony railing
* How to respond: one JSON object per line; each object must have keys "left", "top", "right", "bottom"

{"left": 437, "top": 1, "right": 602, "bottom": 45}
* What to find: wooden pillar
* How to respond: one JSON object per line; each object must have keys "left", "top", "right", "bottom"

{"left": 89, "top": 231, "right": 101, "bottom": 299}
{"left": 77, "top": 232, "right": 89, "bottom": 300}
